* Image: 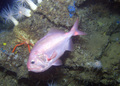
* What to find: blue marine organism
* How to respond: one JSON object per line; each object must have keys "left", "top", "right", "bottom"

{"left": 69, "top": 13, "right": 74, "bottom": 18}
{"left": 1, "top": 48, "right": 6, "bottom": 53}
{"left": 116, "top": 21, "right": 120, "bottom": 24}
{"left": 68, "top": 5, "right": 76, "bottom": 13}
{"left": 68, "top": 1, "right": 76, "bottom": 18}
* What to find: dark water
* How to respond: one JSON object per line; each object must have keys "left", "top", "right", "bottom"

{"left": 0, "top": 0, "right": 15, "bottom": 11}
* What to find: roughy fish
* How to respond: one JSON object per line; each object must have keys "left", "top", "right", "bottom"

{"left": 27, "top": 18, "right": 86, "bottom": 73}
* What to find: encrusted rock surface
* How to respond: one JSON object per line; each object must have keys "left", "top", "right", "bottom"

{"left": 0, "top": 0, "right": 120, "bottom": 85}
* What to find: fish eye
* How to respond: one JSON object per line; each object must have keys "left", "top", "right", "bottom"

{"left": 31, "top": 60, "right": 35, "bottom": 64}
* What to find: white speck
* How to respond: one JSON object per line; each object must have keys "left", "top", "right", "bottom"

{"left": 24, "top": 58, "right": 28, "bottom": 64}
{"left": 14, "top": 54, "right": 18, "bottom": 59}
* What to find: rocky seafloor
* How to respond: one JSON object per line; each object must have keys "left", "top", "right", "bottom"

{"left": 0, "top": 0, "right": 120, "bottom": 86}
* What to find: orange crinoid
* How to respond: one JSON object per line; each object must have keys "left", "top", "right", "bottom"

{"left": 12, "top": 34, "right": 34, "bottom": 53}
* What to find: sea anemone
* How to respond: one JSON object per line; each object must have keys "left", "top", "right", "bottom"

{"left": 17, "top": 0, "right": 37, "bottom": 10}
{"left": 14, "top": 3, "right": 31, "bottom": 18}
{"left": 92, "top": 60, "right": 102, "bottom": 69}
{"left": 47, "top": 81, "right": 57, "bottom": 86}
{"left": 86, "top": 60, "right": 102, "bottom": 69}
{"left": 1, "top": 5, "right": 19, "bottom": 26}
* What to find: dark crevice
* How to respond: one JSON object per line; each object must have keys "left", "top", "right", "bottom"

{"left": 97, "top": 22, "right": 120, "bottom": 60}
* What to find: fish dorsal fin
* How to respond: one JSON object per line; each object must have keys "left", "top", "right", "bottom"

{"left": 47, "top": 28, "right": 65, "bottom": 36}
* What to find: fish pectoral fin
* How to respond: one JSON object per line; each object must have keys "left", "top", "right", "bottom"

{"left": 52, "top": 59, "right": 62, "bottom": 66}
{"left": 47, "top": 51, "right": 57, "bottom": 61}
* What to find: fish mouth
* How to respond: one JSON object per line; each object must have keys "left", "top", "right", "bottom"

{"left": 28, "top": 67, "right": 40, "bottom": 72}
{"left": 27, "top": 65, "right": 43, "bottom": 72}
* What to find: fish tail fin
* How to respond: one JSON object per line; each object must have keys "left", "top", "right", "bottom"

{"left": 71, "top": 18, "right": 86, "bottom": 36}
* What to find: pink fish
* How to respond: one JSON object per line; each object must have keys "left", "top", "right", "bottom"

{"left": 27, "top": 18, "right": 86, "bottom": 73}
